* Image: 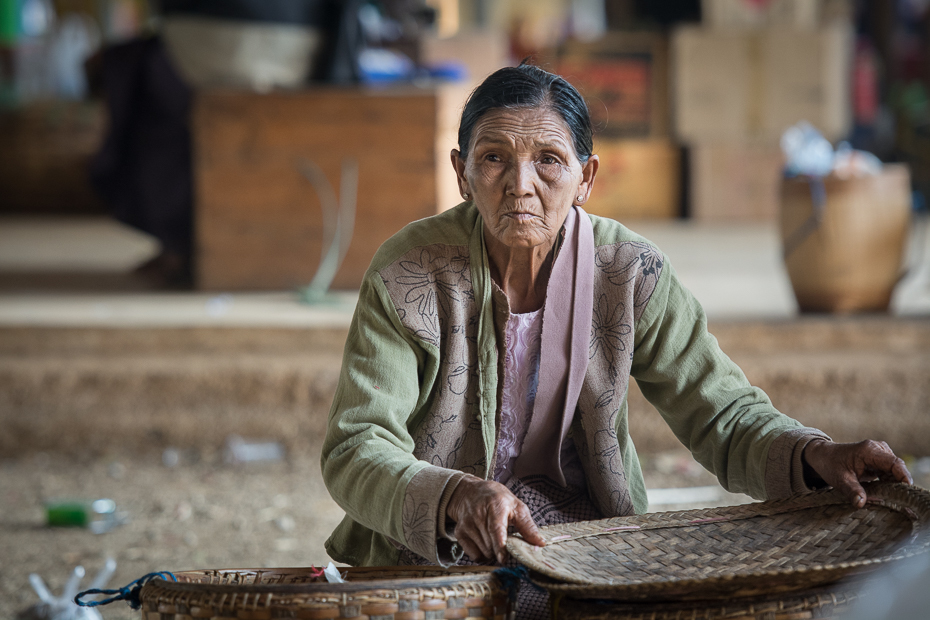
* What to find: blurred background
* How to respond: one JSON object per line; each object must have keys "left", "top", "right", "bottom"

{"left": 1, "top": 1, "right": 930, "bottom": 618}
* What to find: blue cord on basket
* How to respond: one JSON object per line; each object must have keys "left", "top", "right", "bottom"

{"left": 493, "top": 565, "right": 545, "bottom": 601}
{"left": 74, "top": 572, "right": 177, "bottom": 610}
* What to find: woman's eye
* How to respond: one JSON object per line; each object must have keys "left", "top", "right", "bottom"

{"left": 540, "top": 155, "right": 557, "bottom": 165}
{"left": 485, "top": 153, "right": 501, "bottom": 162}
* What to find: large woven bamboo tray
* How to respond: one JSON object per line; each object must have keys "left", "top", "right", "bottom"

{"left": 138, "top": 566, "right": 513, "bottom": 620}
{"left": 552, "top": 578, "right": 868, "bottom": 620}
{"left": 507, "top": 482, "right": 930, "bottom": 602}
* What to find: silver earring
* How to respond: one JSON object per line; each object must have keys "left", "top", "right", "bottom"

{"left": 463, "top": 192, "right": 470, "bottom": 199}
{"left": 576, "top": 195, "right": 583, "bottom": 202}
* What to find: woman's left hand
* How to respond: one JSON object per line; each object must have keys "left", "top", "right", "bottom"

{"left": 802, "top": 439, "right": 913, "bottom": 508}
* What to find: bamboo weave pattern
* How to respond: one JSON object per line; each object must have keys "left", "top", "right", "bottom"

{"left": 508, "top": 482, "right": 930, "bottom": 601}
{"left": 139, "top": 566, "right": 513, "bottom": 620}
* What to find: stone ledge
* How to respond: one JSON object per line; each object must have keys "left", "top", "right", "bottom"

{"left": 627, "top": 349, "right": 930, "bottom": 455}
{"left": 1, "top": 318, "right": 927, "bottom": 457}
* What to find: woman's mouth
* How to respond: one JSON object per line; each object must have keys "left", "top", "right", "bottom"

{"left": 506, "top": 212, "right": 537, "bottom": 222}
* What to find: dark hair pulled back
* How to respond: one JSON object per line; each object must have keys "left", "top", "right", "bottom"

{"left": 457, "top": 62, "right": 594, "bottom": 164}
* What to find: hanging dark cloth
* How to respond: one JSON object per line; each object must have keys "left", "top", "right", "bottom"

{"left": 89, "top": 36, "right": 193, "bottom": 263}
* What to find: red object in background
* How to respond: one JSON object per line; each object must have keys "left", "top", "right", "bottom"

{"left": 854, "top": 40, "right": 879, "bottom": 125}
{"left": 558, "top": 56, "right": 652, "bottom": 137}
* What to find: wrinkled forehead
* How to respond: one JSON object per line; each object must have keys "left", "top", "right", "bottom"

{"left": 468, "top": 105, "right": 577, "bottom": 155}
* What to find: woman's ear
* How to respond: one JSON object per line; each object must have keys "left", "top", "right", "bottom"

{"left": 450, "top": 149, "right": 469, "bottom": 197}
{"left": 576, "top": 154, "right": 599, "bottom": 204}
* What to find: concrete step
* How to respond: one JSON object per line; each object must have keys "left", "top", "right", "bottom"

{"left": 1, "top": 328, "right": 347, "bottom": 457}
{"left": 2, "top": 318, "right": 928, "bottom": 458}
{"left": 630, "top": 317, "right": 930, "bottom": 455}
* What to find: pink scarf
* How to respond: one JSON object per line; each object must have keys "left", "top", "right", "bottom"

{"left": 512, "top": 206, "right": 595, "bottom": 486}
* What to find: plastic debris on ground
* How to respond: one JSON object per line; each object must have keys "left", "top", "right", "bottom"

{"left": 223, "top": 435, "right": 286, "bottom": 464}
{"left": 323, "top": 562, "right": 345, "bottom": 584}
{"left": 162, "top": 447, "right": 181, "bottom": 468}
{"left": 45, "top": 499, "right": 128, "bottom": 534}
{"left": 16, "top": 559, "right": 115, "bottom": 620}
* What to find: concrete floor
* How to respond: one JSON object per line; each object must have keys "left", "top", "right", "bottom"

{"left": 1, "top": 215, "right": 928, "bottom": 325}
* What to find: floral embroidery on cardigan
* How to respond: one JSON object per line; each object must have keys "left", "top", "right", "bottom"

{"left": 574, "top": 240, "right": 665, "bottom": 517}
{"left": 594, "top": 242, "right": 664, "bottom": 318}
{"left": 380, "top": 244, "right": 487, "bottom": 481}
{"left": 384, "top": 237, "right": 665, "bottom": 537}
{"left": 590, "top": 293, "right": 632, "bottom": 385}
{"left": 402, "top": 494, "right": 431, "bottom": 552}
{"left": 390, "top": 247, "right": 473, "bottom": 346}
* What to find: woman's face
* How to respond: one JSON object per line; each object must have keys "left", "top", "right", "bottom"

{"left": 452, "top": 106, "right": 598, "bottom": 251}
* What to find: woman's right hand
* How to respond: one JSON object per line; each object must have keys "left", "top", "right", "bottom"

{"left": 446, "top": 475, "right": 546, "bottom": 565}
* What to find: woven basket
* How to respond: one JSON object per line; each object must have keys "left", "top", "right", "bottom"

{"left": 507, "top": 482, "right": 930, "bottom": 602}
{"left": 138, "top": 566, "right": 514, "bottom": 620}
{"left": 553, "top": 578, "right": 867, "bottom": 620}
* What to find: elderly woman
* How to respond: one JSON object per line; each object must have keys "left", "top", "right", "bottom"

{"left": 321, "top": 63, "right": 911, "bottom": 610}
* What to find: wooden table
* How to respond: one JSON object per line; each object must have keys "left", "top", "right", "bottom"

{"left": 193, "top": 85, "right": 465, "bottom": 291}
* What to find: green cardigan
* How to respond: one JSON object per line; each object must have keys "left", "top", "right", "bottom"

{"left": 321, "top": 202, "right": 826, "bottom": 567}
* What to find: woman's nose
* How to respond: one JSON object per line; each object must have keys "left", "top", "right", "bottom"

{"left": 506, "top": 160, "right": 536, "bottom": 197}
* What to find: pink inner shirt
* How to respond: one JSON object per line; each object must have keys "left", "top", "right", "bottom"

{"left": 494, "top": 308, "right": 543, "bottom": 483}
{"left": 493, "top": 307, "right": 590, "bottom": 490}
